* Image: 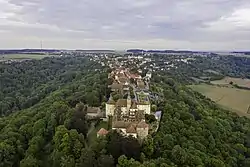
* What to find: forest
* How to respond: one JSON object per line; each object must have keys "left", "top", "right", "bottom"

{"left": 1, "top": 55, "right": 250, "bottom": 167}
{"left": 0, "top": 56, "right": 106, "bottom": 116}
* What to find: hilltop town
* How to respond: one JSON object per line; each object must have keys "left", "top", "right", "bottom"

{"left": 103, "top": 67, "right": 151, "bottom": 139}
{"left": 86, "top": 53, "right": 163, "bottom": 140}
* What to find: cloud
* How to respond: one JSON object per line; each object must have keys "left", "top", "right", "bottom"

{"left": 0, "top": 0, "right": 250, "bottom": 50}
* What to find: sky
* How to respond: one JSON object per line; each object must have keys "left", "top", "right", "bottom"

{"left": 0, "top": 0, "right": 250, "bottom": 51}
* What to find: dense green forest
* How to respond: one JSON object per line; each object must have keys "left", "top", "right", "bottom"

{"left": 0, "top": 56, "right": 106, "bottom": 116}
{"left": 0, "top": 56, "right": 110, "bottom": 166}
{"left": 1, "top": 56, "right": 250, "bottom": 167}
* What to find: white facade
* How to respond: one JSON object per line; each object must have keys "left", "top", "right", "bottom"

{"left": 137, "top": 104, "right": 151, "bottom": 115}
{"left": 126, "top": 133, "right": 137, "bottom": 138}
{"left": 106, "top": 103, "right": 115, "bottom": 118}
{"left": 121, "top": 107, "right": 127, "bottom": 115}
{"left": 112, "top": 127, "right": 126, "bottom": 134}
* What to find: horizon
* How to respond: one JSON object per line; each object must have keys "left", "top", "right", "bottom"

{"left": 1, "top": 0, "right": 250, "bottom": 50}
{"left": 0, "top": 48, "right": 249, "bottom": 53}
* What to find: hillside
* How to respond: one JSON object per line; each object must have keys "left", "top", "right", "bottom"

{"left": 1, "top": 55, "right": 250, "bottom": 167}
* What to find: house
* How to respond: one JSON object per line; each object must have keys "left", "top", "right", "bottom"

{"left": 97, "top": 128, "right": 109, "bottom": 137}
{"left": 109, "top": 83, "right": 123, "bottom": 92}
{"left": 86, "top": 107, "right": 102, "bottom": 118}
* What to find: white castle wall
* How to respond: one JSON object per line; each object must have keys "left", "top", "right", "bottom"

{"left": 106, "top": 104, "right": 115, "bottom": 118}
{"left": 137, "top": 104, "right": 151, "bottom": 115}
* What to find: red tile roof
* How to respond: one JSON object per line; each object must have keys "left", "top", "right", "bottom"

{"left": 97, "top": 128, "right": 109, "bottom": 136}
{"left": 126, "top": 124, "right": 137, "bottom": 133}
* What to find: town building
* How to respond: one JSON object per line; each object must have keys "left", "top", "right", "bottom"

{"left": 97, "top": 128, "right": 109, "bottom": 137}
{"left": 86, "top": 107, "right": 103, "bottom": 119}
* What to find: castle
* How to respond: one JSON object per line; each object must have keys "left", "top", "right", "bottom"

{"left": 106, "top": 93, "right": 151, "bottom": 118}
{"left": 102, "top": 67, "right": 151, "bottom": 139}
{"left": 106, "top": 93, "right": 150, "bottom": 139}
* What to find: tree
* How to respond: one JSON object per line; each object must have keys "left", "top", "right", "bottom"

{"left": 142, "top": 136, "right": 154, "bottom": 158}
{"left": 53, "top": 125, "right": 68, "bottom": 149}
{"left": 26, "top": 135, "right": 45, "bottom": 156}
{"left": 205, "top": 157, "right": 226, "bottom": 167}
{"left": 69, "top": 107, "right": 88, "bottom": 137}
{"left": 117, "top": 155, "right": 141, "bottom": 167}
{"left": 77, "top": 148, "right": 96, "bottom": 167}
{"left": 60, "top": 133, "right": 71, "bottom": 156}
{"left": 0, "top": 142, "right": 16, "bottom": 167}
{"left": 145, "top": 114, "right": 157, "bottom": 124}
{"left": 171, "top": 145, "right": 187, "bottom": 165}
{"left": 32, "top": 119, "right": 46, "bottom": 136}
{"left": 20, "top": 155, "right": 39, "bottom": 167}
{"left": 97, "top": 155, "right": 114, "bottom": 167}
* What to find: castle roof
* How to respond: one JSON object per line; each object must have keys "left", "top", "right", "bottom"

{"left": 137, "top": 120, "right": 149, "bottom": 128}
{"left": 87, "top": 107, "right": 101, "bottom": 113}
{"left": 97, "top": 128, "right": 109, "bottom": 136}
{"left": 110, "top": 83, "right": 122, "bottom": 90}
{"left": 126, "top": 124, "right": 137, "bottom": 133}
{"left": 112, "top": 121, "right": 131, "bottom": 129}
{"left": 116, "top": 99, "right": 127, "bottom": 107}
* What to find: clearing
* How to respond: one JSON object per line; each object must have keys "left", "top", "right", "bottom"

{"left": 190, "top": 84, "right": 250, "bottom": 118}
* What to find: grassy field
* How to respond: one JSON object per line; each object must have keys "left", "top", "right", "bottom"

{"left": 0, "top": 54, "right": 51, "bottom": 60}
{"left": 190, "top": 84, "right": 250, "bottom": 117}
{"left": 211, "top": 77, "right": 250, "bottom": 88}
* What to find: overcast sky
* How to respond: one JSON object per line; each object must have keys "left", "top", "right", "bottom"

{"left": 0, "top": 0, "right": 250, "bottom": 50}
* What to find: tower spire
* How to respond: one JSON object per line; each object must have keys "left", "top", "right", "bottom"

{"left": 127, "top": 91, "right": 131, "bottom": 100}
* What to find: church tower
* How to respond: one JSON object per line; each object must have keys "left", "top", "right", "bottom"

{"left": 127, "top": 92, "right": 131, "bottom": 112}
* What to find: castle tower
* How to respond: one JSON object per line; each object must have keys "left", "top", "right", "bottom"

{"left": 136, "top": 120, "right": 149, "bottom": 140}
{"left": 127, "top": 92, "right": 131, "bottom": 112}
{"left": 106, "top": 94, "right": 115, "bottom": 118}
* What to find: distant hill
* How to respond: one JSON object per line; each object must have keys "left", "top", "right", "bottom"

{"left": 75, "top": 50, "right": 115, "bottom": 53}
{"left": 127, "top": 49, "right": 198, "bottom": 54}
{"left": 232, "top": 51, "right": 250, "bottom": 55}
{"left": 126, "top": 49, "right": 145, "bottom": 53}
{"left": 0, "top": 49, "right": 61, "bottom": 54}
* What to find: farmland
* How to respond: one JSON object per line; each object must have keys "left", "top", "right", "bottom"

{"left": 0, "top": 54, "right": 51, "bottom": 60}
{"left": 211, "top": 77, "right": 250, "bottom": 88}
{"left": 190, "top": 84, "right": 250, "bottom": 117}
